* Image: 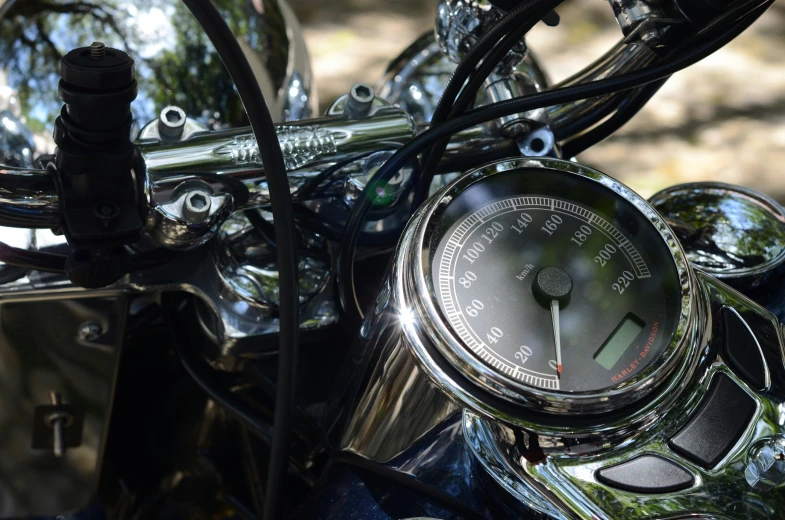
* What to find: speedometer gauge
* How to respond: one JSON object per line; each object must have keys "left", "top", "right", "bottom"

{"left": 409, "top": 158, "right": 693, "bottom": 414}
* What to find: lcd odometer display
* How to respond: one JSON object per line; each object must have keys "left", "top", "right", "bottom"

{"left": 594, "top": 313, "right": 645, "bottom": 370}
{"left": 429, "top": 168, "right": 683, "bottom": 394}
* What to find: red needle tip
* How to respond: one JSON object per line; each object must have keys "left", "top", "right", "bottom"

{"left": 557, "top": 364, "right": 563, "bottom": 375}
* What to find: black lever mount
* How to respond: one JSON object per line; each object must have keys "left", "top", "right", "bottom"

{"left": 52, "top": 42, "right": 144, "bottom": 288}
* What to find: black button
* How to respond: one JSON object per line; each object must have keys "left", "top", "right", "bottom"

{"left": 669, "top": 372, "right": 755, "bottom": 468}
{"left": 596, "top": 454, "right": 694, "bottom": 493}
{"left": 722, "top": 307, "right": 767, "bottom": 390}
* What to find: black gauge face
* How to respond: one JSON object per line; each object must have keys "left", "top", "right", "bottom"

{"left": 429, "top": 168, "right": 683, "bottom": 394}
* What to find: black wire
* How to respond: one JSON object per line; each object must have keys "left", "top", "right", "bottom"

{"left": 337, "top": 3, "right": 769, "bottom": 324}
{"left": 180, "top": 2, "right": 299, "bottom": 519}
{"left": 551, "top": 91, "right": 629, "bottom": 141}
{"left": 561, "top": 78, "right": 669, "bottom": 158}
{"left": 238, "top": 421, "right": 267, "bottom": 518}
{"left": 244, "top": 208, "right": 279, "bottom": 249}
{"left": 558, "top": 0, "right": 768, "bottom": 158}
{"left": 294, "top": 151, "right": 380, "bottom": 201}
{"left": 170, "top": 303, "right": 273, "bottom": 443}
{"left": 414, "top": 0, "right": 565, "bottom": 208}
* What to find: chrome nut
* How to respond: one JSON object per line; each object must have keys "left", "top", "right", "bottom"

{"left": 745, "top": 436, "right": 785, "bottom": 492}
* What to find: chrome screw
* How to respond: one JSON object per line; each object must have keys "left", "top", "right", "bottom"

{"left": 158, "top": 106, "right": 187, "bottom": 140}
{"left": 77, "top": 321, "right": 103, "bottom": 341}
{"left": 346, "top": 83, "right": 375, "bottom": 118}
{"left": 90, "top": 41, "right": 106, "bottom": 60}
{"left": 182, "top": 191, "right": 212, "bottom": 223}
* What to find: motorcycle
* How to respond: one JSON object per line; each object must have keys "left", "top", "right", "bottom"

{"left": 0, "top": 0, "right": 782, "bottom": 518}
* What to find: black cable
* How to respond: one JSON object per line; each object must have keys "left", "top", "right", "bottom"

{"left": 561, "top": 77, "right": 669, "bottom": 158}
{"left": 558, "top": 0, "right": 768, "bottom": 157}
{"left": 0, "top": 166, "right": 61, "bottom": 229}
{"left": 244, "top": 208, "right": 279, "bottom": 250}
{"left": 414, "top": 0, "right": 565, "bottom": 208}
{"left": 180, "top": 2, "right": 299, "bottom": 519}
{"left": 294, "top": 151, "right": 380, "bottom": 201}
{"left": 551, "top": 91, "right": 629, "bottom": 141}
{"left": 169, "top": 299, "right": 321, "bottom": 489}
{"left": 171, "top": 304, "right": 273, "bottom": 443}
{"left": 239, "top": 423, "right": 267, "bottom": 519}
{"left": 338, "top": 3, "right": 769, "bottom": 323}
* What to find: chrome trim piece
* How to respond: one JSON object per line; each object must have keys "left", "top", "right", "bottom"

{"left": 725, "top": 305, "right": 771, "bottom": 391}
{"left": 139, "top": 108, "right": 418, "bottom": 213}
{"left": 463, "top": 411, "right": 573, "bottom": 520}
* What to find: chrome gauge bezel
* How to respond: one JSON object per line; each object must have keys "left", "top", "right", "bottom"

{"left": 401, "top": 158, "right": 696, "bottom": 415}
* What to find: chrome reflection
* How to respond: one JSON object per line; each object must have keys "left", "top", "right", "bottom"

{"left": 650, "top": 182, "right": 785, "bottom": 278}
{"left": 378, "top": 32, "right": 548, "bottom": 126}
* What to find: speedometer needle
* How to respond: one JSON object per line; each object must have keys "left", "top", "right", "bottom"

{"left": 532, "top": 266, "right": 573, "bottom": 379}
{"left": 550, "top": 299, "right": 563, "bottom": 377}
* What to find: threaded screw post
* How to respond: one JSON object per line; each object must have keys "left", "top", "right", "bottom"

{"left": 90, "top": 41, "right": 106, "bottom": 60}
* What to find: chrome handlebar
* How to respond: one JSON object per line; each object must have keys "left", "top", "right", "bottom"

{"left": 0, "top": 167, "right": 61, "bottom": 228}
{"left": 0, "top": 38, "right": 661, "bottom": 249}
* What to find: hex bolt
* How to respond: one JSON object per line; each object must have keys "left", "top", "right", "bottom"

{"left": 90, "top": 41, "right": 106, "bottom": 60}
{"left": 78, "top": 321, "right": 103, "bottom": 341}
{"left": 182, "top": 191, "right": 212, "bottom": 223}
{"left": 158, "top": 106, "right": 187, "bottom": 140}
{"left": 346, "top": 83, "right": 375, "bottom": 118}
